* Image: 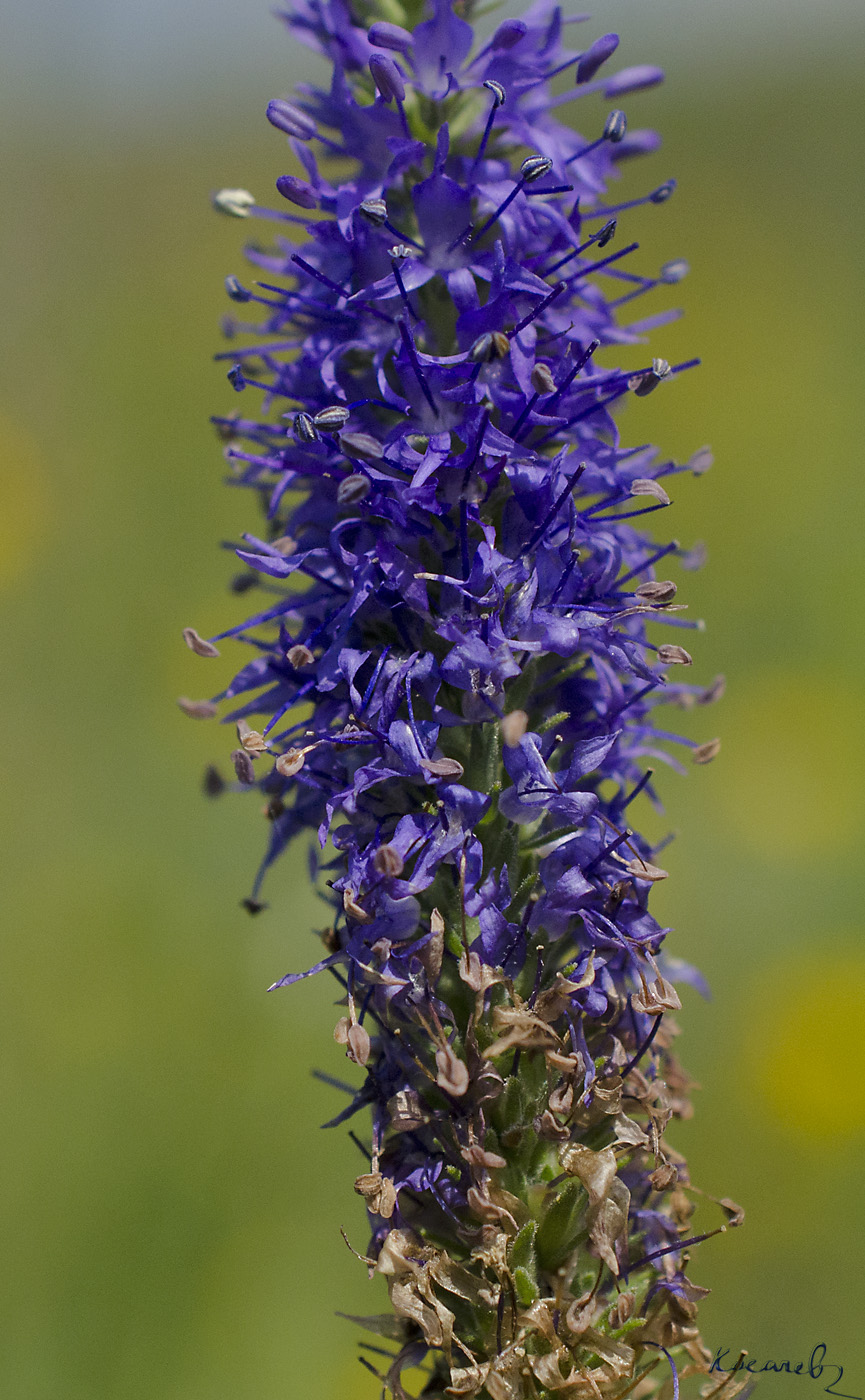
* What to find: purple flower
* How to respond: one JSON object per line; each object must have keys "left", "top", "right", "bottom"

{"left": 185, "top": 1, "right": 740, "bottom": 1395}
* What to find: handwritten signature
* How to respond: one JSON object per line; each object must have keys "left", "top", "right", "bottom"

{"left": 710, "top": 1344, "right": 860, "bottom": 1399}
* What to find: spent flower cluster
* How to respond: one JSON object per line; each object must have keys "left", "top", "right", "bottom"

{"left": 182, "top": 1, "right": 744, "bottom": 1396}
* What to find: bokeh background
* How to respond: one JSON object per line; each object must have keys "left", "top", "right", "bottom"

{"left": 2, "top": 0, "right": 864, "bottom": 1396}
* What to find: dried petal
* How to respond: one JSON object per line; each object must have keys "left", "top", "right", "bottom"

{"left": 435, "top": 1044, "right": 470, "bottom": 1097}
{"left": 275, "top": 748, "right": 305, "bottom": 777}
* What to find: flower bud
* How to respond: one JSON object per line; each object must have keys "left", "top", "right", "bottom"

{"left": 576, "top": 33, "right": 619, "bottom": 84}
{"left": 369, "top": 52, "right": 405, "bottom": 103}
{"left": 276, "top": 174, "right": 318, "bottom": 209}
{"left": 368, "top": 20, "right": 413, "bottom": 52}
{"left": 266, "top": 98, "right": 317, "bottom": 139}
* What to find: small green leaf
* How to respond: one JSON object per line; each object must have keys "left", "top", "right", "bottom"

{"left": 509, "top": 1219, "right": 538, "bottom": 1276}
{"left": 535, "top": 1178, "right": 585, "bottom": 1272}
{"left": 513, "top": 1266, "right": 540, "bottom": 1308}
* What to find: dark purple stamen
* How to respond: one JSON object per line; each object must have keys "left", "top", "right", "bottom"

{"left": 358, "top": 647, "right": 392, "bottom": 716}
{"left": 622, "top": 768, "right": 654, "bottom": 809}
{"left": 617, "top": 541, "right": 678, "bottom": 587}
{"left": 541, "top": 226, "right": 619, "bottom": 279}
{"left": 620, "top": 1011, "right": 662, "bottom": 1077}
{"left": 584, "top": 827, "right": 632, "bottom": 874}
{"left": 511, "top": 281, "right": 566, "bottom": 337}
{"left": 469, "top": 82, "right": 504, "bottom": 178}
{"left": 391, "top": 256, "right": 419, "bottom": 321}
{"left": 527, "top": 463, "right": 586, "bottom": 549}
{"left": 545, "top": 339, "right": 600, "bottom": 410}
{"left": 291, "top": 255, "right": 394, "bottom": 325}
{"left": 398, "top": 319, "right": 438, "bottom": 417}
{"left": 626, "top": 1229, "right": 726, "bottom": 1277}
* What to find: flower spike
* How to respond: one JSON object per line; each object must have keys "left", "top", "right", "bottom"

{"left": 186, "top": 2, "right": 736, "bottom": 1398}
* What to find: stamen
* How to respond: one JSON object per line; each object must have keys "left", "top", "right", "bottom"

{"left": 291, "top": 254, "right": 394, "bottom": 325}
{"left": 459, "top": 499, "right": 470, "bottom": 580}
{"left": 622, "top": 768, "right": 654, "bottom": 809}
{"left": 617, "top": 541, "right": 678, "bottom": 587}
{"left": 585, "top": 827, "right": 633, "bottom": 874}
{"left": 565, "top": 109, "right": 627, "bottom": 166}
{"left": 544, "top": 339, "right": 600, "bottom": 410}
{"left": 358, "top": 646, "right": 392, "bottom": 716}
{"left": 557, "top": 240, "right": 639, "bottom": 286}
{"left": 549, "top": 550, "right": 581, "bottom": 604}
{"left": 626, "top": 1228, "right": 727, "bottom": 1276}
{"left": 460, "top": 409, "right": 489, "bottom": 493}
{"left": 462, "top": 153, "right": 553, "bottom": 248}
{"left": 642, "top": 1346, "right": 679, "bottom": 1400}
{"left": 469, "top": 80, "right": 506, "bottom": 178}
{"left": 291, "top": 253, "right": 347, "bottom": 298}
{"left": 398, "top": 320, "right": 438, "bottom": 417}
{"left": 620, "top": 1010, "right": 662, "bottom": 1076}
{"left": 390, "top": 249, "right": 419, "bottom": 321}
{"left": 527, "top": 463, "right": 586, "bottom": 550}
{"left": 526, "top": 184, "right": 575, "bottom": 197}
{"left": 511, "top": 280, "right": 566, "bottom": 337}
{"left": 582, "top": 179, "right": 677, "bottom": 221}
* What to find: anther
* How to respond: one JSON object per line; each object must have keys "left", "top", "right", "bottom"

{"left": 212, "top": 188, "right": 256, "bottom": 218}
{"left": 630, "top": 478, "right": 671, "bottom": 505}
{"left": 337, "top": 474, "right": 371, "bottom": 505}
{"left": 660, "top": 259, "right": 689, "bottom": 283}
{"left": 657, "top": 645, "right": 693, "bottom": 666}
{"left": 177, "top": 697, "right": 217, "bottom": 719}
{"left": 465, "top": 152, "right": 554, "bottom": 248}
{"left": 470, "top": 331, "right": 509, "bottom": 363}
{"left": 388, "top": 244, "right": 412, "bottom": 260}
{"left": 293, "top": 412, "right": 320, "bottom": 443}
{"left": 313, "top": 405, "right": 351, "bottom": 431}
{"left": 484, "top": 79, "right": 506, "bottom": 106}
{"left": 520, "top": 154, "right": 553, "bottom": 183}
{"left": 650, "top": 179, "right": 677, "bottom": 204}
{"left": 531, "top": 363, "right": 556, "bottom": 395}
{"left": 689, "top": 446, "right": 714, "bottom": 475}
{"left": 597, "top": 217, "right": 617, "bottom": 249}
{"left": 224, "top": 276, "right": 250, "bottom": 303}
{"left": 631, "top": 358, "right": 671, "bottom": 397}
{"left": 340, "top": 431, "right": 383, "bottom": 460}
{"left": 231, "top": 749, "right": 256, "bottom": 785}
{"left": 604, "top": 109, "right": 628, "bottom": 143}
{"left": 227, "top": 364, "right": 246, "bottom": 392}
{"left": 359, "top": 197, "right": 387, "bottom": 225}
{"left": 635, "top": 580, "right": 677, "bottom": 604}
{"left": 286, "top": 644, "right": 315, "bottom": 668}
{"left": 183, "top": 627, "right": 220, "bottom": 658}
{"left": 692, "top": 738, "right": 721, "bottom": 764}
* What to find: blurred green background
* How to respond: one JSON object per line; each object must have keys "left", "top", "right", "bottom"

{"left": 2, "top": 3, "right": 864, "bottom": 1396}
